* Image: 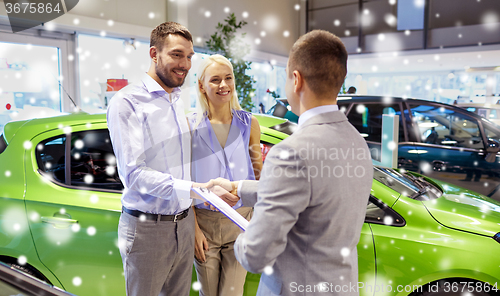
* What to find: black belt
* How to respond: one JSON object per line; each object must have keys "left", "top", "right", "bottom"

{"left": 122, "top": 206, "right": 189, "bottom": 222}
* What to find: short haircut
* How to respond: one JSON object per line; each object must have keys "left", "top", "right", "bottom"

{"left": 288, "top": 30, "right": 347, "bottom": 96}
{"left": 150, "top": 22, "right": 193, "bottom": 51}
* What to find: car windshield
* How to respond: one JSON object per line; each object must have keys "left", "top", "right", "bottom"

{"left": 373, "top": 167, "right": 443, "bottom": 200}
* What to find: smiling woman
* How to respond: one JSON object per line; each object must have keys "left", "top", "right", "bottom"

{"left": 188, "top": 54, "right": 262, "bottom": 296}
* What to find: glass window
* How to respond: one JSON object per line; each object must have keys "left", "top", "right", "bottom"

{"left": 410, "top": 104, "right": 483, "bottom": 149}
{"left": 36, "top": 136, "right": 66, "bottom": 184}
{"left": 308, "top": 1, "right": 360, "bottom": 38}
{"left": 0, "top": 41, "right": 62, "bottom": 132}
{"left": 489, "top": 109, "right": 499, "bottom": 120}
{"left": 70, "top": 130, "right": 123, "bottom": 191}
{"left": 347, "top": 103, "right": 405, "bottom": 142}
{"left": 365, "top": 195, "right": 405, "bottom": 226}
{"left": 484, "top": 125, "right": 500, "bottom": 143}
{"left": 247, "top": 63, "right": 286, "bottom": 113}
{"left": 397, "top": 0, "right": 425, "bottom": 30}
{"left": 77, "top": 34, "right": 150, "bottom": 113}
{"left": 373, "top": 167, "right": 442, "bottom": 200}
{"left": 35, "top": 130, "right": 123, "bottom": 191}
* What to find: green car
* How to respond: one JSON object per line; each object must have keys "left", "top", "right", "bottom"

{"left": 0, "top": 113, "right": 499, "bottom": 296}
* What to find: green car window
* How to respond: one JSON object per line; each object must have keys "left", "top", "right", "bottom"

{"left": 36, "top": 135, "right": 66, "bottom": 184}
{"left": 0, "top": 134, "right": 6, "bottom": 154}
{"left": 365, "top": 195, "right": 405, "bottom": 227}
{"left": 69, "top": 130, "right": 123, "bottom": 191}
{"left": 36, "top": 129, "right": 123, "bottom": 191}
{"left": 373, "top": 167, "right": 442, "bottom": 200}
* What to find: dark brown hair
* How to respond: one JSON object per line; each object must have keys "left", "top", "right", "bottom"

{"left": 288, "top": 30, "right": 348, "bottom": 96}
{"left": 150, "top": 22, "right": 193, "bottom": 51}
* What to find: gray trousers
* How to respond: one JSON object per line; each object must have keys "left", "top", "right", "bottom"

{"left": 118, "top": 208, "right": 195, "bottom": 296}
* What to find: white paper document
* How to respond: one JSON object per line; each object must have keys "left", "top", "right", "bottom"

{"left": 191, "top": 187, "right": 249, "bottom": 231}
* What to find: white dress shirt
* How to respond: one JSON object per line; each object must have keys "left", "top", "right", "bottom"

{"left": 107, "top": 74, "right": 192, "bottom": 215}
{"left": 297, "top": 104, "right": 339, "bottom": 128}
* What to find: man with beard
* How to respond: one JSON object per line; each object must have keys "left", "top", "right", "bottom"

{"left": 107, "top": 22, "right": 206, "bottom": 296}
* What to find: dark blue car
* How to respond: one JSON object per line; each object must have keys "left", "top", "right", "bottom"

{"left": 268, "top": 95, "right": 500, "bottom": 201}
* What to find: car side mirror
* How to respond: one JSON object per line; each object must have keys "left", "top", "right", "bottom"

{"left": 485, "top": 139, "right": 500, "bottom": 163}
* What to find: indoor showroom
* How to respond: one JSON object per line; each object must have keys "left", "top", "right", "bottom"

{"left": 1, "top": 0, "right": 500, "bottom": 296}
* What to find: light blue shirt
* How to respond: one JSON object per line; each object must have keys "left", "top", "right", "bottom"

{"left": 298, "top": 104, "right": 339, "bottom": 128}
{"left": 107, "top": 74, "right": 193, "bottom": 215}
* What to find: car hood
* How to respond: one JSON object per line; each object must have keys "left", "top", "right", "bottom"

{"left": 422, "top": 184, "right": 500, "bottom": 237}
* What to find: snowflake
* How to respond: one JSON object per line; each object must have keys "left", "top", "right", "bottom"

{"left": 192, "top": 281, "right": 202, "bottom": 291}
{"left": 106, "top": 166, "right": 116, "bottom": 176}
{"left": 87, "top": 226, "right": 96, "bottom": 236}
{"left": 387, "top": 141, "right": 397, "bottom": 151}
{"left": 356, "top": 104, "right": 366, "bottom": 114}
{"left": 90, "top": 194, "right": 99, "bottom": 204}
{"left": 18, "top": 255, "right": 27, "bottom": 265}
{"left": 23, "top": 141, "right": 33, "bottom": 149}
{"left": 29, "top": 211, "right": 39, "bottom": 222}
{"left": 279, "top": 150, "right": 290, "bottom": 160}
{"left": 263, "top": 265, "right": 273, "bottom": 275}
{"left": 72, "top": 277, "right": 82, "bottom": 286}
{"left": 84, "top": 174, "right": 94, "bottom": 184}
{"left": 340, "top": 247, "right": 350, "bottom": 257}
{"left": 71, "top": 224, "right": 81, "bottom": 233}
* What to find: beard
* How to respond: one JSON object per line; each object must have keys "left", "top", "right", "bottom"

{"left": 155, "top": 63, "right": 187, "bottom": 89}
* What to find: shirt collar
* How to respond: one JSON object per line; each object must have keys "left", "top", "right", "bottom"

{"left": 142, "top": 73, "right": 182, "bottom": 101}
{"left": 298, "top": 104, "right": 339, "bottom": 127}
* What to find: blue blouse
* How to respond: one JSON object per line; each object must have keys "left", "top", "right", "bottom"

{"left": 188, "top": 110, "right": 256, "bottom": 210}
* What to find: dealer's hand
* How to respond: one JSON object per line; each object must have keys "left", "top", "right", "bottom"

{"left": 211, "top": 178, "right": 239, "bottom": 195}
{"left": 209, "top": 185, "right": 239, "bottom": 208}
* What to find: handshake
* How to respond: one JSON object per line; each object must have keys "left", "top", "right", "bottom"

{"left": 191, "top": 178, "right": 241, "bottom": 207}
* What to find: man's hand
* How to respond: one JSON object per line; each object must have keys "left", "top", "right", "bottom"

{"left": 190, "top": 181, "right": 212, "bottom": 200}
{"left": 212, "top": 178, "right": 239, "bottom": 196}
{"left": 209, "top": 185, "right": 239, "bottom": 207}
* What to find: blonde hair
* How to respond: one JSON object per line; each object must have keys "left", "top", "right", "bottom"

{"left": 195, "top": 54, "right": 242, "bottom": 127}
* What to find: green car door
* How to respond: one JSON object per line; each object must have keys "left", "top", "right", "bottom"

{"left": 24, "top": 123, "right": 125, "bottom": 295}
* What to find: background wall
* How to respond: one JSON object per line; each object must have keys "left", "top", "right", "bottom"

{"left": 0, "top": 0, "right": 303, "bottom": 59}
